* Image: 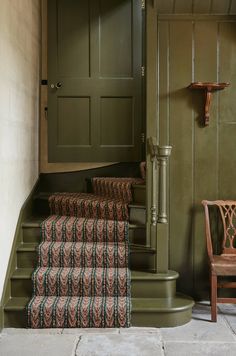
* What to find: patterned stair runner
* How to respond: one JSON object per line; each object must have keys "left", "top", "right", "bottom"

{"left": 27, "top": 174, "right": 144, "bottom": 328}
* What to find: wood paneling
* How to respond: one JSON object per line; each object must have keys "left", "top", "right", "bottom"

{"left": 156, "top": 0, "right": 174, "bottom": 14}
{"left": 48, "top": 0, "right": 142, "bottom": 162}
{"left": 218, "top": 22, "right": 236, "bottom": 122}
{"left": 100, "top": 97, "right": 133, "bottom": 146}
{"left": 158, "top": 17, "right": 236, "bottom": 297}
{"left": 169, "top": 21, "right": 193, "bottom": 294}
{"left": 211, "top": 0, "right": 231, "bottom": 14}
{"left": 100, "top": 0, "right": 132, "bottom": 77}
{"left": 58, "top": 0, "right": 90, "bottom": 77}
{"left": 156, "top": 0, "right": 236, "bottom": 14}
{"left": 193, "top": 0, "right": 211, "bottom": 14}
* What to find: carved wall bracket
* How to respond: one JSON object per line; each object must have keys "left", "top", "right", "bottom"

{"left": 188, "top": 82, "right": 230, "bottom": 126}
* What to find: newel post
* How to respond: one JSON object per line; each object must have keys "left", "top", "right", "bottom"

{"left": 157, "top": 146, "right": 172, "bottom": 223}
{"left": 148, "top": 138, "right": 172, "bottom": 273}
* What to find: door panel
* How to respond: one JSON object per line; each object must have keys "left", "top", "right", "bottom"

{"left": 57, "top": 97, "right": 91, "bottom": 146}
{"left": 100, "top": 0, "right": 132, "bottom": 77}
{"left": 48, "top": 0, "right": 142, "bottom": 162}
{"left": 100, "top": 97, "right": 133, "bottom": 146}
{"left": 58, "top": 0, "right": 90, "bottom": 78}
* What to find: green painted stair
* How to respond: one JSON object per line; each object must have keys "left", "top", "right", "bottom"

{"left": 2, "top": 181, "right": 194, "bottom": 328}
{"left": 5, "top": 269, "right": 193, "bottom": 328}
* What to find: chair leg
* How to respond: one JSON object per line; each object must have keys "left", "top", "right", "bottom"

{"left": 211, "top": 273, "right": 217, "bottom": 322}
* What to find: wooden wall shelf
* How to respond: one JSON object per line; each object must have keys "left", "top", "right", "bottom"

{"left": 188, "top": 82, "right": 230, "bottom": 126}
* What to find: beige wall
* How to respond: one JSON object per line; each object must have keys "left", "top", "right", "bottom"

{"left": 0, "top": 0, "right": 40, "bottom": 297}
{"left": 40, "top": 0, "right": 113, "bottom": 173}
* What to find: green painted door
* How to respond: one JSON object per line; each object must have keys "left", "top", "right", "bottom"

{"left": 48, "top": 0, "right": 143, "bottom": 162}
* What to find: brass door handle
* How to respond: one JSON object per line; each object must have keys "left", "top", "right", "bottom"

{"left": 50, "top": 82, "right": 62, "bottom": 89}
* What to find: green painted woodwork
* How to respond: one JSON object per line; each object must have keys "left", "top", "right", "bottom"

{"left": 0, "top": 180, "right": 39, "bottom": 328}
{"left": 131, "top": 295, "right": 194, "bottom": 327}
{"left": 157, "top": 15, "right": 236, "bottom": 297}
{"left": 132, "top": 184, "right": 146, "bottom": 205}
{"left": 131, "top": 270, "right": 178, "bottom": 298}
{"left": 156, "top": 0, "right": 236, "bottom": 14}
{"left": 2, "top": 164, "right": 193, "bottom": 327}
{"left": 129, "top": 204, "right": 146, "bottom": 225}
{"left": 146, "top": 0, "right": 158, "bottom": 254}
{"left": 0, "top": 304, "right": 2, "bottom": 331}
{"left": 3, "top": 294, "right": 193, "bottom": 328}
{"left": 48, "top": 0, "right": 143, "bottom": 162}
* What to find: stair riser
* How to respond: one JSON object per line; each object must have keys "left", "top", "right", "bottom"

{"left": 11, "top": 279, "right": 32, "bottom": 298}
{"left": 130, "top": 253, "right": 155, "bottom": 270}
{"left": 33, "top": 199, "right": 50, "bottom": 216}
{"left": 17, "top": 251, "right": 37, "bottom": 269}
{"left": 4, "top": 308, "right": 192, "bottom": 329}
{"left": 4, "top": 311, "right": 27, "bottom": 328}
{"left": 129, "top": 228, "right": 146, "bottom": 245}
{"left": 11, "top": 278, "right": 176, "bottom": 299}
{"left": 131, "top": 309, "right": 193, "bottom": 327}
{"left": 23, "top": 227, "right": 41, "bottom": 243}
{"left": 17, "top": 250, "right": 154, "bottom": 270}
{"left": 132, "top": 280, "right": 176, "bottom": 298}
{"left": 132, "top": 186, "right": 146, "bottom": 205}
{"left": 23, "top": 226, "right": 146, "bottom": 244}
{"left": 129, "top": 208, "right": 146, "bottom": 225}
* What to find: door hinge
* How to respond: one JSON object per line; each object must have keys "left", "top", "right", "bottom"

{"left": 141, "top": 0, "right": 145, "bottom": 10}
{"left": 141, "top": 66, "right": 145, "bottom": 77}
{"left": 141, "top": 133, "right": 145, "bottom": 143}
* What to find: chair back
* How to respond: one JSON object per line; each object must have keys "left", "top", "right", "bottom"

{"left": 202, "top": 200, "right": 236, "bottom": 257}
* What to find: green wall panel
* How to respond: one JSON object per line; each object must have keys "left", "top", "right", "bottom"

{"left": 219, "top": 22, "right": 236, "bottom": 122}
{"left": 193, "top": 0, "right": 211, "bottom": 14}
{"left": 169, "top": 21, "right": 194, "bottom": 295}
{"left": 211, "top": 0, "right": 231, "bottom": 14}
{"left": 219, "top": 125, "right": 236, "bottom": 198}
{"left": 158, "top": 16, "right": 236, "bottom": 297}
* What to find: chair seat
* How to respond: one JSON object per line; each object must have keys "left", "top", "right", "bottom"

{"left": 211, "top": 255, "right": 236, "bottom": 275}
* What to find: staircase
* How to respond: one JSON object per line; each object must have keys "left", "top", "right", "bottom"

{"left": 2, "top": 171, "right": 194, "bottom": 328}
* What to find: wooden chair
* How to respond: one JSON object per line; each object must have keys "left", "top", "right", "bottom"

{"left": 202, "top": 200, "right": 236, "bottom": 322}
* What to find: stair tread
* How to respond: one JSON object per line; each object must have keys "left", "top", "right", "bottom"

{"left": 131, "top": 270, "right": 179, "bottom": 280}
{"left": 132, "top": 184, "right": 146, "bottom": 189}
{"left": 22, "top": 216, "right": 47, "bottom": 227}
{"left": 12, "top": 268, "right": 34, "bottom": 279}
{"left": 17, "top": 242, "right": 153, "bottom": 253}
{"left": 34, "top": 192, "right": 145, "bottom": 208}
{"left": 17, "top": 243, "right": 38, "bottom": 251}
{"left": 130, "top": 244, "right": 155, "bottom": 254}
{"left": 22, "top": 216, "right": 145, "bottom": 229}
{"left": 132, "top": 295, "right": 194, "bottom": 312}
{"left": 5, "top": 295, "right": 194, "bottom": 312}
{"left": 11, "top": 268, "right": 178, "bottom": 281}
{"left": 5, "top": 297, "right": 30, "bottom": 310}
{"left": 129, "top": 203, "right": 145, "bottom": 209}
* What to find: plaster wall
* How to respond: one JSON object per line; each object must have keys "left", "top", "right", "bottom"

{"left": 0, "top": 0, "right": 40, "bottom": 297}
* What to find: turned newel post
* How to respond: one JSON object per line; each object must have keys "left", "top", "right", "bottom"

{"left": 148, "top": 137, "right": 158, "bottom": 226}
{"left": 157, "top": 146, "right": 172, "bottom": 224}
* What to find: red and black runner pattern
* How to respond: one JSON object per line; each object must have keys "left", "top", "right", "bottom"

{"left": 26, "top": 175, "right": 142, "bottom": 328}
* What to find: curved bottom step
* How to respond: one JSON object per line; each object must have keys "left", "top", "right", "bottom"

{"left": 4, "top": 294, "right": 194, "bottom": 328}
{"left": 131, "top": 294, "right": 194, "bottom": 327}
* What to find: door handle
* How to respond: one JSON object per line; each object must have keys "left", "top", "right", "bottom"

{"left": 50, "top": 82, "right": 62, "bottom": 89}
